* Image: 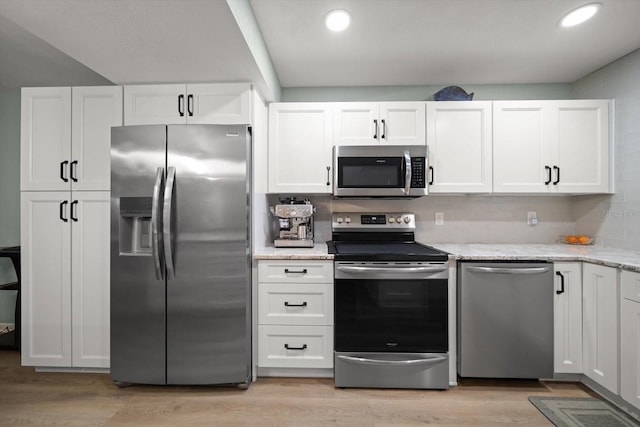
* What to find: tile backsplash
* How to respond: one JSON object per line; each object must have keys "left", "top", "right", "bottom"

{"left": 573, "top": 48, "right": 640, "bottom": 251}
{"left": 259, "top": 194, "right": 575, "bottom": 247}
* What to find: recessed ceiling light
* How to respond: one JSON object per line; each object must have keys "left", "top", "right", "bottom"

{"left": 560, "top": 3, "right": 601, "bottom": 27}
{"left": 325, "top": 9, "right": 351, "bottom": 32}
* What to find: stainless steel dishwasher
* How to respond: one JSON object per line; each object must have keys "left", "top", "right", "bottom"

{"left": 458, "top": 261, "right": 554, "bottom": 379}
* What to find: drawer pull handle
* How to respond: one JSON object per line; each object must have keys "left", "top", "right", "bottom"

{"left": 284, "top": 268, "right": 308, "bottom": 274}
{"left": 284, "top": 301, "right": 307, "bottom": 307}
{"left": 284, "top": 344, "right": 307, "bottom": 351}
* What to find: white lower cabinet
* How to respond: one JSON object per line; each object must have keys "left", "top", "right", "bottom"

{"left": 582, "top": 263, "right": 618, "bottom": 394}
{"left": 258, "top": 325, "right": 333, "bottom": 369}
{"left": 257, "top": 260, "right": 333, "bottom": 371}
{"left": 553, "top": 262, "right": 583, "bottom": 374}
{"left": 21, "top": 191, "right": 110, "bottom": 368}
{"left": 621, "top": 270, "right": 640, "bottom": 410}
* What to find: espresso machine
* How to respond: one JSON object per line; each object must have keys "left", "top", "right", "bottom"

{"left": 271, "top": 199, "right": 314, "bottom": 248}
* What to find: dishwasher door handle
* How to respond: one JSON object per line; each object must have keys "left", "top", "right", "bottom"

{"left": 465, "top": 266, "right": 551, "bottom": 275}
{"left": 336, "top": 354, "right": 446, "bottom": 367}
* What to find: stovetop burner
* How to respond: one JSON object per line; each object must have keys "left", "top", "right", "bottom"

{"left": 327, "top": 240, "right": 448, "bottom": 262}
{"left": 327, "top": 212, "right": 449, "bottom": 262}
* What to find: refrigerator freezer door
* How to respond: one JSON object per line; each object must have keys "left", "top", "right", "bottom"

{"left": 110, "top": 125, "right": 167, "bottom": 385}
{"left": 165, "top": 125, "right": 251, "bottom": 385}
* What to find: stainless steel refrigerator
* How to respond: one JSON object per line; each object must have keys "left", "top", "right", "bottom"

{"left": 110, "top": 124, "right": 251, "bottom": 386}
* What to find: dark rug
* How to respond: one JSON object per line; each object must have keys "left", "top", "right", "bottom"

{"left": 528, "top": 396, "right": 639, "bottom": 427}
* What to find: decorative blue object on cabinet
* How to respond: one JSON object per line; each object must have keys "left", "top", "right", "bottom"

{"left": 433, "top": 86, "right": 474, "bottom": 101}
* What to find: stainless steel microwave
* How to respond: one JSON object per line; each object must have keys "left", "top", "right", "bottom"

{"left": 333, "top": 145, "right": 428, "bottom": 197}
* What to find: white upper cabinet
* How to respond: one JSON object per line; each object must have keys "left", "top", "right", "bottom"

{"left": 553, "top": 100, "right": 610, "bottom": 193}
{"left": 21, "top": 86, "right": 122, "bottom": 192}
{"left": 333, "top": 102, "right": 425, "bottom": 145}
{"left": 21, "top": 87, "right": 72, "bottom": 191}
{"left": 493, "top": 100, "right": 610, "bottom": 194}
{"left": 71, "top": 86, "right": 123, "bottom": 191}
{"left": 124, "top": 83, "right": 251, "bottom": 125}
{"left": 268, "top": 103, "right": 334, "bottom": 194}
{"left": 426, "top": 101, "right": 492, "bottom": 193}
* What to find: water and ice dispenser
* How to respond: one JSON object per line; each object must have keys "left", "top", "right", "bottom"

{"left": 118, "top": 197, "right": 153, "bottom": 255}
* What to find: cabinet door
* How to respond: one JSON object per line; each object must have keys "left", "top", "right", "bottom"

{"left": 21, "top": 87, "right": 72, "bottom": 191}
{"left": 20, "top": 192, "right": 72, "bottom": 367}
{"left": 268, "top": 103, "right": 333, "bottom": 194}
{"left": 71, "top": 86, "right": 123, "bottom": 191}
{"left": 123, "top": 84, "right": 186, "bottom": 125}
{"left": 186, "top": 83, "right": 251, "bottom": 124}
{"left": 379, "top": 102, "right": 426, "bottom": 145}
{"left": 621, "top": 270, "right": 640, "bottom": 409}
{"left": 71, "top": 192, "right": 111, "bottom": 368}
{"left": 553, "top": 100, "right": 610, "bottom": 193}
{"left": 553, "top": 263, "right": 583, "bottom": 373}
{"left": 493, "top": 101, "right": 553, "bottom": 193}
{"left": 333, "top": 102, "right": 379, "bottom": 145}
{"left": 426, "top": 101, "right": 492, "bottom": 193}
{"left": 582, "top": 263, "right": 618, "bottom": 393}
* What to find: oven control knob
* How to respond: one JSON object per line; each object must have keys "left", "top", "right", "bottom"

{"left": 396, "top": 216, "right": 402, "bottom": 223}
{"left": 336, "top": 217, "right": 343, "bottom": 224}
{"left": 388, "top": 217, "right": 395, "bottom": 223}
{"left": 345, "top": 216, "right": 351, "bottom": 224}
{"left": 404, "top": 216, "right": 411, "bottom": 224}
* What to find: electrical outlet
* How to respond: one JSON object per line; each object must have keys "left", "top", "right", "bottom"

{"left": 527, "top": 211, "right": 538, "bottom": 226}
{"left": 435, "top": 212, "right": 444, "bottom": 226}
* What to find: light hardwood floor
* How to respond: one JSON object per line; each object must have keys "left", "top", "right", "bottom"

{"left": 0, "top": 350, "right": 594, "bottom": 426}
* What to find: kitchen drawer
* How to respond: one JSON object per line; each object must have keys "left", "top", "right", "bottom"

{"left": 258, "top": 260, "right": 333, "bottom": 283}
{"left": 621, "top": 270, "right": 640, "bottom": 303}
{"left": 259, "top": 283, "right": 333, "bottom": 325}
{"left": 257, "top": 325, "right": 333, "bottom": 368}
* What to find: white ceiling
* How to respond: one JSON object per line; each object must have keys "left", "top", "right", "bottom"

{"left": 1, "top": 0, "right": 640, "bottom": 98}
{"left": 251, "top": 0, "right": 640, "bottom": 87}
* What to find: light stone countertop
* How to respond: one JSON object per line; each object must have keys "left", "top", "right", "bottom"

{"left": 429, "top": 243, "right": 640, "bottom": 273}
{"left": 253, "top": 244, "right": 334, "bottom": 260}
{"left": 253, "top": 242, "right": 640, "bottom": 273}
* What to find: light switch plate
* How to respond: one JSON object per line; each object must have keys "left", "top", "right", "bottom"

{"left": 435, "top": 212, "right": 444, "bottom": 226}
{"left": 527, "top": 211, "right": 538, "bottom": 225}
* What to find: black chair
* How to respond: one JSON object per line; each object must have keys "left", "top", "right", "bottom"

{"left": 0, "top": 246, "right": 20, "bottom": 350}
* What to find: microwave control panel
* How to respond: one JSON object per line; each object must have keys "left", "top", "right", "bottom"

{"left": 410, "top": 157, "right": 426, "bottom": 188}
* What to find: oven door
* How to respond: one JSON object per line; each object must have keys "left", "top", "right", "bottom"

{"left": 334, "top": 262, "right": 448, "bottom": 353}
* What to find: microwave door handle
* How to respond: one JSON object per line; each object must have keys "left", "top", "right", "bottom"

{"left": 403, "top": 150, "right": 411, "bottom": 195}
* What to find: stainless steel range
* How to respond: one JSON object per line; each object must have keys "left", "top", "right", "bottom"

{"left": 327, "top": 212, "right": 450, "bottom": 389}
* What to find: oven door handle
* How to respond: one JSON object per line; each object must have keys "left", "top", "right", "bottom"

{"left": 336, "top": 265, "right": 448, "bottom": 274}
{"left": 337, "top": 354, "right": 447, "bottom": 367}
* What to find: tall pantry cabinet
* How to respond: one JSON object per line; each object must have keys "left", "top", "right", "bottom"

{"left": 20, "top": 87, "right": 122, "bottom": 368}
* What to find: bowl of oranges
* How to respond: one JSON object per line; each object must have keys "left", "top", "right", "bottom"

{"left": 562, "top": 235, "right": 593, "bottom": 245}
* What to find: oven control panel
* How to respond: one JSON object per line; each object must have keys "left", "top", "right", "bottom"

{"left": 332, "top": 212, "right": 416, "bottom": 230}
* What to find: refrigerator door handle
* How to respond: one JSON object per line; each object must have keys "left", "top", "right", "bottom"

{"left": 151, "top": 167, "right": 165, "bottom": 280}
{"left": 163, "top": 166, "right": 177, "bottom": 279}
